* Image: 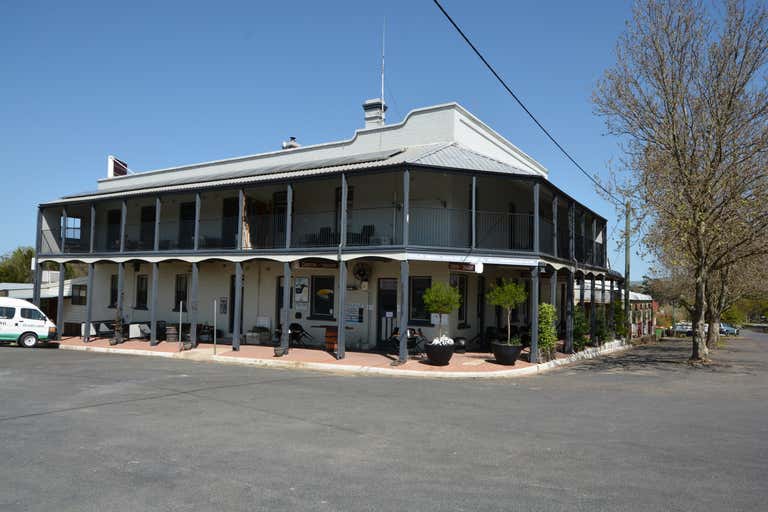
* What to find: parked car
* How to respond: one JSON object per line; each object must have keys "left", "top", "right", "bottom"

{"left": 0, "top": 297, "right": 57, "bottom": 348}
{"left": 719, "top": 323, "right": 740, "bottom": 336}
{"left": 673, "top": 322, "right": 693, "bottom": 336}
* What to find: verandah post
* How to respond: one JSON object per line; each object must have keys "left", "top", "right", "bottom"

{"left": 398, "top": 260, "right": 409, "bottom": 364}
{"left": 279, "top": 262, "right": 291, "bottom": 356}
{"left": 84, "top": 263, "right": 94, "bottom": 342}
{"left": 56, "top": 262, "right": 65, "bottom": 339}
{"left": 565, "top": 268, "right": 574, "bottom": 353}
{"left": 232, "top": 261, "right": 242, "bottom": 351}
{"left": 190, "top": 262, "right": 199, "bottom": 347}
{"left": 150, "top": 262, "right": 159, "bottom": 346}
{"left": 530, "top": 266, "right": 540, "bottom": 363}
{"left": 589, "top": 274, "right": 596, "bottom": 344}
{"left": 336, "top": 173, "right": 348, "bottom": 359}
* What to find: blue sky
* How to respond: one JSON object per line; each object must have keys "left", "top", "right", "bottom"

{"left": 0, "top": 0, "right": 651, "bottom": 279}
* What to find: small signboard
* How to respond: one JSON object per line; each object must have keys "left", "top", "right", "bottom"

{"left": 449, "top": 262, "right": 475, "bottom": 272}
{"left": 219, "top": 297, "right": 228, "bottom": 314}
{"left": 431, "top": 313, "right": 449, "bottom": 326}
{"left": 299, "top": 261, "right": 338, "bottom": 269}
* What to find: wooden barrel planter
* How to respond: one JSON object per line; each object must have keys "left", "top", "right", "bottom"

{"left": 324, "top": 326, "right": 338, "bottom": 352}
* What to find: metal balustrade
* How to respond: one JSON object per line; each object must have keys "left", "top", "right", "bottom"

{"left": 292, "top": 211, "right": 339, "bottom": 248}
{"left": 347, "top": 207, "right": 402, "bottom": 246}
{"left": 409, "top": 207, "right": 471, "bottom": 248}
{"left": 540, "top": 219, "right": 554, "bottom": 255}
{"left": 476, "top": 211, "right": 533, "bottom": 250}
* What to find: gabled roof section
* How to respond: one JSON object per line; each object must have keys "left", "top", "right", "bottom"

{"left": 411, "top": 143, "right": 537, "bottom": 176}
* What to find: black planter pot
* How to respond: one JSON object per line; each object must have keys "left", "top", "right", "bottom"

{"left": 425, "top": 343, "right": 455, "bottom": 366}
{"left": 491, "top": 342, "right": 523, "bottom": 365}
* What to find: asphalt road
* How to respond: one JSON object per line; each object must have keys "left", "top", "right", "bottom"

{"left": 1, "top": 332, "right": 767, "bottom": 512}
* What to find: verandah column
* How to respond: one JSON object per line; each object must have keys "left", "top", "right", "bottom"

{"left": 56, "top": 262, "right": 65, "bottom": 339}
{"left": 116, "top": 261, "right": 125, "bottom": 340}
{"left": 565, "top": 268, "right": 574, "bottom": 353}
{"left": 397, "top": 168, "right": 410, "bottom": 364}
{"left": 84, "top": 263, "right": 94, "bottom": 342}
{"left": 190, "top": 262, "right": 199, "bottom": 347}
{"left": 336, "top": 173, "right": 348, "bottom": 359}
{"left": 552, "top": 195, "right": 558, "bottom": 258}
{"left": 33, "top": 208, "right": 42, "bottom": 306}
{"left": 589, "top": 274, "right": 596, "bottom": 344}
{"left": 150, "top": 262, "right": 159, "bottom": 346}
{"left": 600, "top": 275, "right": 606, "bottom": 344}
{"left": 232, "top": 262, "right": 242, "bottom": 351}
{"left": 398, "top": 260, "right": 409, "bottom": 364}
{"left": 530, "top": 266, "right": 540, "bottom": 364}
{"left": 278, "top": 262, "right": 291, "bottom": 356}
{"left": 533, "top": 182, "right": 540, "bottom": 253}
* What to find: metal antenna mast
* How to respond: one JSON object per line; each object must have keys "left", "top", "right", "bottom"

{"left": 381, "top": 17, "right": 386, "bottom": 117}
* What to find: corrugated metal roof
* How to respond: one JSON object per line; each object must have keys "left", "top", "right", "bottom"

{"left": 44, "top": 143, "right": 537, "bottom": 205}
{"left": 411, "top": 143, "right": 537, "bottom": 175}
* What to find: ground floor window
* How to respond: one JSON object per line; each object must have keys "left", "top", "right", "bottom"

{"left": 310, "top": 275, "right": 335, "bottom": 319}
{"left": 450, "top": 273, "right": 468, "bottom": 327}
{"left": 174, "top": 274, "right": 188, "bottom": 312}
{"left": 409, "top": 276, "right": 432, "bottom": 323}
{"left": 135, "top": 274, "right": 148, "bottom": 309}
{"left": 71, "top": 284, "right": 87, "bottom": 306}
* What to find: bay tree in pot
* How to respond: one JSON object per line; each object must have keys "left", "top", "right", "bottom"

{"left": 486, "top": 279, "right": 528, "bottom": 365}
{"left": 422, "top": 282, "right": 461, "bottom": 365}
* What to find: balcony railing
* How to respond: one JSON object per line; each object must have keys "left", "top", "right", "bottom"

{"left": 198, "top": 219, "right": 237, "bottom": 250}
{"left": 347, "top": 207, "right": 402, "bottom": 246}
{"left": 410, "top": 207, "right": 470, "bottom": 248}
{"left": 292, "top": 211, "right": 338, "bottom": 248}
{"left": 124, "top": 222, "right": 155, "bottom": 252}
{"left": 476, "top": 211, "right": 533, "bottom": 251}
{"left": 244, "top": 213, "right": 286, "bottom": 249}
{"left": 540, "top": 219, "right": 554, "bottom": 256}
{"left": 38, "top": 196, "right": 608, "bottom": 268}
{"left": 558, "top": 226, "right": 569, "bottom": 259}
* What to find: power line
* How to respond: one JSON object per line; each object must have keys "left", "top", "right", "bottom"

{"left": 432, "top": 0, "right": 623, "bottom": 207}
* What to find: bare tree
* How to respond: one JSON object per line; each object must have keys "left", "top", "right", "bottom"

{"left": 594, "top": 0, "right": 768, "bottom": 361}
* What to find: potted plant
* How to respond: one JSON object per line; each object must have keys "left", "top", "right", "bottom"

{"left": 422, "top": 282, "right": 461, "bottom": 365}
{"left": 486, "top": 279, "right": 527, "bottom": 365}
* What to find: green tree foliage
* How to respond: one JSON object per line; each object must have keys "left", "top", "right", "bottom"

{"left": 486, "top": 279, "right": 527, "bottom": 345}
{"left": 0, "top": 247, "right": 34, "bottom": 283}
{"left": 573, "top": 305, "right": 590, "bottom": 351}
{"left": 538, "top": 303, "right": 557, "bottom": 361}
{"left": 422, "top": 282, "right": 461, "bottom": 337}
{"left": 613, "top": 301, "right": 627, "bottom": 338}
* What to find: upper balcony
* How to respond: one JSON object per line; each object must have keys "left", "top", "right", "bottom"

{"left": 37, "top": 167, "right": 609, "bottom": 269}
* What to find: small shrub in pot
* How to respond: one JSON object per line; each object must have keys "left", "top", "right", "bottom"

{"left": 486, "top": 279, "right": 528, "bottom": 365}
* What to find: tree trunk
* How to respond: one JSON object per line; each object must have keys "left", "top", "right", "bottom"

{"left": 507, "top": 308, "right": 512, "bottom": 344}
{"left": 705, "top": 304, "right": 718, "bottom": 349}
{"left": 691, "top": 265, "right": 709, "bottom": 361}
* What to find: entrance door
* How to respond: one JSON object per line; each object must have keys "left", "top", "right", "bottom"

{"left": 377, "top": 278, "right": 398, "bottom": 347}
{"left": 228, "top": 275, "right": 244, "bottom": 334}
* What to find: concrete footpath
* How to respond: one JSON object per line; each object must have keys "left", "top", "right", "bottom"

{"left": 57, "top": 337, "right": 631, "bottom": 379}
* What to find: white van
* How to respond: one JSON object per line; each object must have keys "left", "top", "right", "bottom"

{"left": 0, "top": 297, "right": 57, "bottom": 348}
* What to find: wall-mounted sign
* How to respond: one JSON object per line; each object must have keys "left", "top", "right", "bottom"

{"left": 299, "top": 261, "right": 338, "bottom": 269}
{"left": 219, "top": 297, "right": 228, "bottom": 315}
{"left": 294, "top": 277, "right": 309, "bottom": 303}
{"left": 449, "top": 263, "right": 475, "bottom": 272}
